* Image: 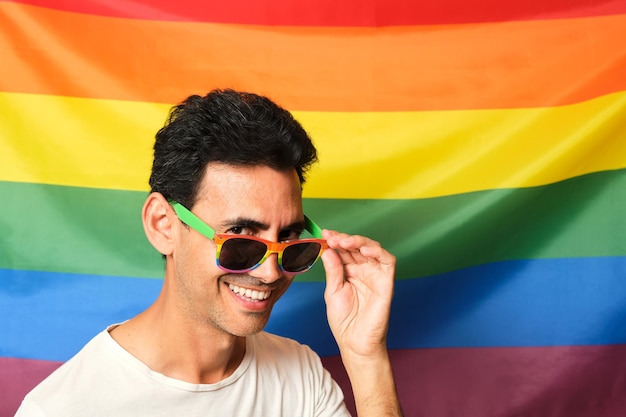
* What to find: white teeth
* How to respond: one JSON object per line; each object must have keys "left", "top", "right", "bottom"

{"left": 228, "top": 284, "right": 270, "bottom": 301}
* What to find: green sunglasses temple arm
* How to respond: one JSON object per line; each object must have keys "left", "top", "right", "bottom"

{"left": 304, "top": 215, "right": 324, "bottom": 239}
{"left": 171, "top": 201, "right": 324, "bottom": 240}
{"left": 170, "top": 202, "right": 216, "bottom": 239}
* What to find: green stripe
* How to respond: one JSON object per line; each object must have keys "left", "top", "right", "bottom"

{"left": 1, "top": 184, "right": 164, "bottom": 279}
{"left": 304, "top": 168, "right": 626, "bottom": 280}
{"left": 1, "top": 168, "right": 625, "bottom": 282}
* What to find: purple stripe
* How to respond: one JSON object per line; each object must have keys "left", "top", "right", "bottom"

{"left": 5, "top": 344, "right": 626, "bottom": 417}
{"left": 0, "top": 357, "right": 62, "bottom": 417}
{"left": 322, "top": 345, "right": 626, "bottom": 417}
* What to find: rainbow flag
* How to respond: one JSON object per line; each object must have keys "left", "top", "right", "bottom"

{"left": 2, "top": 1, "right": 626, "bottom": 415}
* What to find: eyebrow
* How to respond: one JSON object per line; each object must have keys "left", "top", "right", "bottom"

{"left": 218, "top": 217, "right": 307, "bottom": 234}
{"left": 172, "top": 201, "right": 322, "bottom": 239}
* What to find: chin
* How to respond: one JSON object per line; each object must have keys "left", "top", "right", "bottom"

{"left": 228, "top": 314, "right": 271, "bottom": 337}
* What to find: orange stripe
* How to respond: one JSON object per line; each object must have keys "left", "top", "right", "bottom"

{"left": 1, "top": 3, "right": 625, "bottom": 111}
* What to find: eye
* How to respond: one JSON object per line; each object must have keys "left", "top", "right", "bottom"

{"left": 226, "top": 226, "right": 253, "bottom": 236}
{"left": 279, "top": 229, "right": 303, "bottom": 242}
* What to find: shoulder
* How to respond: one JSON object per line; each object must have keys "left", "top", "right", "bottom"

{"left": 247, "top": 332, "right": 328, "bottom": 381}
{"left": 30, "top": 329, "right": 111, "bottom": 386}
{"left": 16, "top": 328, "right": 117, "bottom": 414}
{"left": 250, "top": 331, "right": 320, "bottom": 362}
{"left": 246, "top": 332, "right": 350, "bottom": 416}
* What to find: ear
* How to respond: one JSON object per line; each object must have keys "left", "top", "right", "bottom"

{"left": 142, "top": 192, "right": 176, "bottom": 256}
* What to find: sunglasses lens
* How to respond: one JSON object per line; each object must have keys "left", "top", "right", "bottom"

{"left": 282, "top": 242, "right": 322, "bottom": 273}
{"left": 219, "top": 238, "right": 267, "bottom": 271}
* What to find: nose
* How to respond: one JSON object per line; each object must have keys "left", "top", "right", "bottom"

{"left": 249, "top": 252, "right": 283, "bottom": 283}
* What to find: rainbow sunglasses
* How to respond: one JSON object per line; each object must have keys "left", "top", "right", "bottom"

{"left": 170, "top": 202, "right": 328, "bottom": 274}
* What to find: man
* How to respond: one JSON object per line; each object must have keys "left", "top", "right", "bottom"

{"left": 16, "top": 89, "right": 403, "bottom": 416}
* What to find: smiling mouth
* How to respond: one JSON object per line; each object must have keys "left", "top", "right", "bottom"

{"left": 228, "top": 283, "right": 271, "bottom": 302}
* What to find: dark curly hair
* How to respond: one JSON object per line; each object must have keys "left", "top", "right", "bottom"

{"left": 149, "top": 89, "right": 318, "bottom": 208}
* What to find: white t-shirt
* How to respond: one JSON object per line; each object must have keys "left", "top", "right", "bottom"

{"left": 15, "top": 327, "right": 350, "bottom": 417}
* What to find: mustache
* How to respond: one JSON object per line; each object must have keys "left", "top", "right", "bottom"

{"left": 221, "top": 274, "right": 286, "bottom": 290}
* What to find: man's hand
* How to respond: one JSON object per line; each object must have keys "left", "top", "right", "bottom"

{"left": 321, "top": 230, "right": 395, "bottom": 357}
{"left": 321, "top": 229, "right": 403, "bottom": 417}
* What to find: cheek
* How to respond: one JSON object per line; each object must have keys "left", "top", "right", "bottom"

{"left": 184, "top": 230, "right": 216, "bottom": 262}
{"left": 174, "top": 234, "right": 220, "bottom": 280}
{"left": 274, "top": 274, "right": 297, "bottom": 298}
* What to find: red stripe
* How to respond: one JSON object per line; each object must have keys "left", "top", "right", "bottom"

{"left": 7, "top": 0, "right": 626, "bottom": 25}
{"left": 322, "top": 345, "right": 626, "bottom": 417}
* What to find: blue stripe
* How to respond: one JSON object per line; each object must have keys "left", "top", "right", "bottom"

{"left": 387, "top": 256, "right": 626, "bottom": 350}
{"left": 0, "top": 272, "right": 161, "bottom": 361}
{"left": 2, "top": 256, "right": 625, "bottom": 361}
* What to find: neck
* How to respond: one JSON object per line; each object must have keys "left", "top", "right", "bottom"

{"left": 110, "top": 290, "right": 247, "bottom": 384}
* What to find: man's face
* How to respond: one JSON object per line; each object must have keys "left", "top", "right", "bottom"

{"left": 169, "top": 163, "right": 305, "bottom": 337}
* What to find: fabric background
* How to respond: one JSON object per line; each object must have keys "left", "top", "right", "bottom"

{"left": 1, "top": 1, "right": 626, "bottom": 415}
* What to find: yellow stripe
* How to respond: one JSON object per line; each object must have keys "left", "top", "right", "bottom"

{"left": 1, "top": 93, "right": 165, "bottom": 191}
{"left": 2, "top": 91, "right": 625, "bottom": 199}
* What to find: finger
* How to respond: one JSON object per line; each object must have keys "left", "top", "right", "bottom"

{"left": 358, "top": 243, "right": 396, "bottom": 267}
{"left": 320, "top": 245, "right": 345, "bottom": 295}
{"left": 322, "top": 230, "right": 361, "bottom": 265}
{"left": 323, "top": 230, "right": 368, "bottom": 259}
{"left": 324, "top": 230, "right": 390, "bottom": 265}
